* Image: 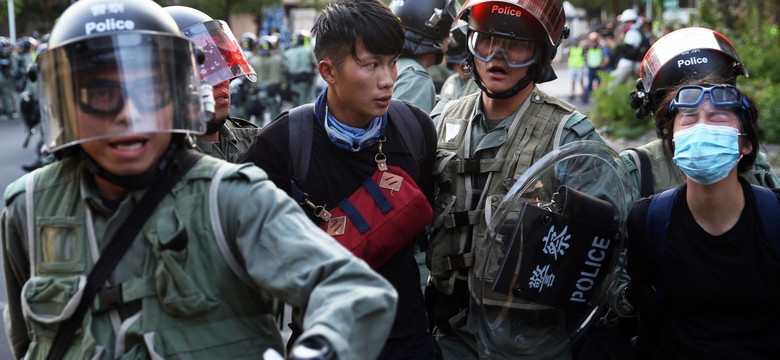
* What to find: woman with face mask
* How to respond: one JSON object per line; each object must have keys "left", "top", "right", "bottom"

{"left": 624, "top": 75, "right": 780, "bottom": 359}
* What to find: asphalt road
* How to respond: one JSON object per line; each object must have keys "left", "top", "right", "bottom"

{"left": 0, "top": 116, "right": 37, "bottom": 360}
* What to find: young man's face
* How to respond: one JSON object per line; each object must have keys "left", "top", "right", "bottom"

{"left": 323, "top": 40, "right": 397, "bottom": 125}
{"left": 76, "top": 68, "right": 173, "bottom": 176}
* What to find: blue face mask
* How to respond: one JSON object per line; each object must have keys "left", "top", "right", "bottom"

{"left": 672, "top": 123, "right": 743, "bottom": 185}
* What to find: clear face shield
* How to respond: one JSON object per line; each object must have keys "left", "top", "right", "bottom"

{"left": 181, "top": 19, "right": 257, "bottom": 86}
{"left": 37, "top": 34, "right": 206, "bottom": 153}
{"left": 468, "top": 31, "right": 538, "bottom": 67}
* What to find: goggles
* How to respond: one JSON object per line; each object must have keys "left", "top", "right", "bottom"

{"left": 669, "top": 85, "right": 746, "bottom": 112}
{"left": 467, "top": 31, "right": 537, "bottom": 68}
{"left": 77, "top": 78, "right": 171, "bottom": 115}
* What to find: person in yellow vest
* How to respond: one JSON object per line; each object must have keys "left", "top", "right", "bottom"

{"left": 567, "top": 38, "right": 586, "bottom": 101}
{"left": 583, "top": 31, "right": 608, "bottom": 103}
{"left": 1, "top": 1, "right": 398, "bottom": 359}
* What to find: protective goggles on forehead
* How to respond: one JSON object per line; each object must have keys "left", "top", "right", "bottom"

{"left": 77, "top": 78, "right": 171, "bottom": 115}
{"left": 669, "top": 84, "right": 747, "bottom": 113}
{"left": 467, "top": 31, "right": 537, "bottom": 68}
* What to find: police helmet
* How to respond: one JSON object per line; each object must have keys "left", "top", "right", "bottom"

{"left": 459, "top": 0, "right": 567, "bottom": 78}
{"left": 240, "top": 32, "right": 257, "bottom": 52}
{"left": 258, "top": 36, "right": 273, "bottom": 56}
{"left": 37, "top": 0, "right": 205, "bottom": 153}
{"left": 630, "top": 27, "right": 747, "bottom": 133}
{"left": 0, "top": 37, "right": 12, "bottom": 57}
{"left": 445, "top": 20, "right": 469, "bottom": 66}
{"left": 390, "top": 0, "right": 457, "bottom": 56}
{"left": 17, "top": 36, "right": 39, "bottom": 54}
{"left": 164, "top": 6, "right": 257, "bottom": 86}
{"left": 290, "top": 31, "right": 306, "bottom": 47}
{"left": 618, "top": 8, "right": 638, "bottom": 23}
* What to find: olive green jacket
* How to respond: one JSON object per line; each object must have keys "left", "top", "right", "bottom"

{"left": 2, "top": 155, "right": 397, "bottom": 360}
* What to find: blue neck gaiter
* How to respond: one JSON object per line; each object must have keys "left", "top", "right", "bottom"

{"left": 314, "top": 87, "right": 387, "bottom": 152}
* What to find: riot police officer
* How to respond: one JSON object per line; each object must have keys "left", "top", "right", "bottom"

{"left": 164, "top": 6, "right": 262, "bottom": 163}
{"left": 390, "top": 0, "right": 457, "bottom": 113}
{"left": 283, "top": 31, "right": 317, "bottom": 107}
{"left": 1, "top": 1, "right": 398, "bottom": 359}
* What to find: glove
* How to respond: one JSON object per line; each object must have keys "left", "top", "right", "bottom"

{"left": 289, "top": 335, "right": 336, "bottom": 360}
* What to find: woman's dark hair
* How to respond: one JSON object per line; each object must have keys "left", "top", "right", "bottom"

{"left": 656, "top": 74, "right": 760, "bottom": 173}
{"left": 311, "top": 0, "right": 405, "bottom": 67}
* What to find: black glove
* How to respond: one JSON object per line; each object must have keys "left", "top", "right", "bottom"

{"left": 289, "top": 336, "right": 336, "bottom": 360}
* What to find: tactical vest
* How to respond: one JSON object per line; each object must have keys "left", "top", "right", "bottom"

{"left": 428, "top": 90, "right": 596, "bottom": 296}
{"left": 12, "top": 156, "right": 281, "bottom": 359}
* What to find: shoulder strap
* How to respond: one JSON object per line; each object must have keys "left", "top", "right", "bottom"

{"left": 645, "top": 187, "right": 679, "bottom": 267}
{"left": 387, "top": 99, "right": 425, "bottom": 179}
{"left": 288, "top": 104, "right": 315, "bottom": 191}
{"left": 47, "top": 151, "right": 202, "bottom": 360}
{"left": 750, "top": 184, "right": 780, "bottom": 254}
{"left": 553, "top": 112, "right": 588, "bottom": 149}
{"left": 209, "top": 163, "right": 263, "bottom": 293}
{"left": 626, "top": 147, "right": 655, "bottom": 198}
{"left": 288, "top": 100, "right": 424, "bottom": 184}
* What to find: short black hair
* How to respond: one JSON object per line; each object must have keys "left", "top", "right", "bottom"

{"left": 311, "top": 0, "right": 405, "bottom": 67}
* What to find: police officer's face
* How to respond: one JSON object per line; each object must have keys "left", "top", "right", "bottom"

{"left": 320, "top": 40, "right": 397, "bottom": 127}
{"left": 76, "top": 68, "right": 173, "bottom": 177}
{"left": 213, "top": 80, "right": 230, "bottom": 122}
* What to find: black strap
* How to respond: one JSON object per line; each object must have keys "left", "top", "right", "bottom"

{"left": 386, "top": 99, "right": 424, "bottom": 179}
{"left": 288, "top": 100, "right": 424, "bottom": 185}
{"left": 46, "top": 151, "right": 202, "bottom": 360}
{"left": 627, "top": 147, "right": 654, "bottom": 198}
{"left": 288, "top": 104, "right": 315, "bottom": 185}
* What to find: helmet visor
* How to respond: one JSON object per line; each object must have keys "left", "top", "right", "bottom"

{"left": 640, "top": 27, "right": 747, "bottom": 93}
{"left": 38, "top": 34, "right": 206, "bottom": 153}
{"left": 182, "top": 20, "right": 257, "bottom": 85}
{"left": 468, "top": 31, "right": 537, "bottom": 67}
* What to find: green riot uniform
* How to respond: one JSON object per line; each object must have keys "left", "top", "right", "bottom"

{"left": 0, "top": 51, "right": 17, "bottom": 116}
{"left": 283, "top": 45, "right": 317, "bottom": 107}
{"left": 248, "top": 53, "right": 285, "bottom": 124}
{"left": 428, "top": 89, "right": 607, "bottom": 359}
{"left": 394, "top": 58, "right": 437, "bottom": 114}
{"left": 620, "top": 138, "right": 780, "bottom": 199}
{"left": 193, "top": 117, "right": 260, "bottom": 162}
{"left": 438, "top": 73, "right": 480, "bottom": 102}
{"left": 427, "top": 62, "right": 454, "bottom": 93}
{"left": 2, "top": 155, "right": 398, "bottom": 360}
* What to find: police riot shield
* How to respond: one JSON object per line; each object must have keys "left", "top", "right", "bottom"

{"left": 474, "top": 140, "right": 633, "bottom": 359}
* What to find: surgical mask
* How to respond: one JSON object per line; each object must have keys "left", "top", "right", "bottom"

{"left": 672, "top": 123, "right": 743, "bottom": 185}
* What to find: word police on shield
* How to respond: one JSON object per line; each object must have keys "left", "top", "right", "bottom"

{"left": 492, "top": 186, "right": 617, "bottom": 312}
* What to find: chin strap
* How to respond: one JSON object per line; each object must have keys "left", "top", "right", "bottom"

{"left": 78, "top": 135, "right": 187, "bottom": 190}
{"left": 204, "top": 118, "right": 226, "bottom": 135}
